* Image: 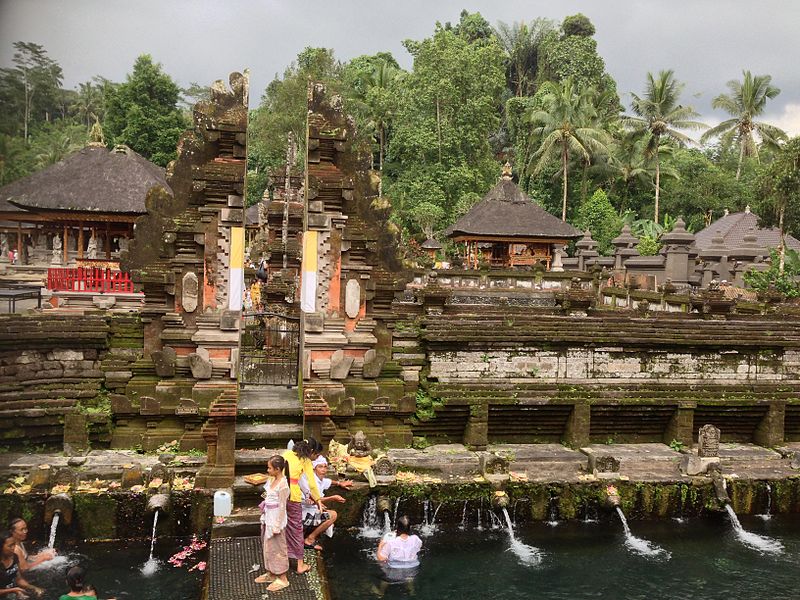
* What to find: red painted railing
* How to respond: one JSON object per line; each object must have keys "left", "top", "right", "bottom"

{"left": 47, "top": 267, "right": 134, "bottom": 293}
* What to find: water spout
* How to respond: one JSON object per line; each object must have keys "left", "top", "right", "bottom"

{"left": 724, "top": 504, "right": 783, "bottom": 554}
{"left": 500, "top": 507, "right": 542, "bottom": 566}
{"left": 392, "top": 497, "right": 401, "bottom": 530}
{"left": 147, "top": 493, "right": 170, "bottom": 514}
{"left": 615, "top": 507, "right": 670, "bottom": 559}
{"left": 459, "top": 500, "right": 468, "bottom": 530}
{"left": 757, "top": 484, "right": 772, "bottom": 521}
{"left": 547, "top": 495, "right": 560, "bottom": 527}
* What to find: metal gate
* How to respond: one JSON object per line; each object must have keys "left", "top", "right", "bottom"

{"left": 240, "top": 311, "right": 300, "bottom": 387}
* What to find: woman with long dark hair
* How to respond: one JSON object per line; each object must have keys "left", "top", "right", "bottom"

{"left": 281, "top": 439, "right": 324, "bottom": 574}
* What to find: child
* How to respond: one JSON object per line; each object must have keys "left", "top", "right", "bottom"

{"left": 0, "top": 529, "right": 43, "bottom": 598}
{"left": 376, "top": 515, "right": 422, "bottom": 589}
{"left": 299, "top": 456, "right": 350, "bottom": 550}
{"left": 255, "top": 455, "right": 290, "bottom": 592}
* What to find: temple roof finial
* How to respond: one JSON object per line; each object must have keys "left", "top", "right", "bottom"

{"left": 501, "top": 161, "right": 513, "bottom": 180}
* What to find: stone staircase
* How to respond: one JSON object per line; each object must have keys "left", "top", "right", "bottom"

{"left": 231, "top": 385, "right": 302, "bottom": 510}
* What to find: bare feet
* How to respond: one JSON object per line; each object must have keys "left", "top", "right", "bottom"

{"left": 296, "top": 564, "right": 312, "bottom": 574}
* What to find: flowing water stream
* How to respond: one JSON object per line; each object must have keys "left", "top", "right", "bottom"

{"left": 47, "top": 512, "right": 59, "bottom": 549}
{"left": 615, "top": 507, "right": 671, "bottom": 559}
{"left": 724, "top": 504, "right": 783, "bottom": 554}
{"left": 141, "top": 509, "right": 160, "bottom": 575}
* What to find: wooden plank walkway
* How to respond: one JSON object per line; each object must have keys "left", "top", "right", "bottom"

{"left": 208, "top": 537, "right": 325, "bottom": 600}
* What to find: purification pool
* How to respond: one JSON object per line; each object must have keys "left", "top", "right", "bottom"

{"left": 323, "top": 513, "right": 800, "bottom": 600}
{"left": 23, "top": 541, "right": 203, "bottom": 600}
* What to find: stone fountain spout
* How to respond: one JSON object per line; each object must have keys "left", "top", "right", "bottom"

{"left": 376, "top": 496, "right": 392, "bottom": 514}
{"left": 45, "top": 493, "right": 73, "bottom": 525}
{"left": 147, "top": 493, "right": 171, "bottom": 514}
{"left": 603, "top": 485, "right": 621, "bottom": 509}
{"left": 492, "top": 490, "right": 510, "bottom": 509}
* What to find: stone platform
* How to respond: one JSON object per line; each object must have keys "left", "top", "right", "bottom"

{"left": 208, "top": 537, "right": 323, "bottom": 600}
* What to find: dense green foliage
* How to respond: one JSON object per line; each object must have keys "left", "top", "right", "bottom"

{"left": 1, "top": 11, "right": 795, "bottom": 273}
{"left": 103, "top": 55, "right": 186, "bottom": 166}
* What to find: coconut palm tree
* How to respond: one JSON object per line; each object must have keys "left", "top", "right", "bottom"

{"left": 625, "top": 70, "right": 705, "bottom": 224}
{"left": 701, "top": 71, "right": 787, "bottom": 180}
{"left": 527, "top": 77, "right": 610, "bottom": 221}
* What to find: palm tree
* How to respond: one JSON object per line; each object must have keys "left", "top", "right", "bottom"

{"left": 527, "top": 77, "right": 610, "bottom": 221}
{"left": 364, "top": 59, "right": 399, "bottom": 177}
{"left": 625, "top": 70, "right": 705, "bottom": 223}
{"left": 701, "top": 71, "right": 787, "bottom": 180}
{"left": 494, "top": 18, "right": 554, "bottom": 97}
{"left": 71, "top": 82, "right": 101, "bottom": 130}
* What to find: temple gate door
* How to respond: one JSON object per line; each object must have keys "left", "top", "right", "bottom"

{"left": 239, "top": 311, "right": 300, "bottom": 387}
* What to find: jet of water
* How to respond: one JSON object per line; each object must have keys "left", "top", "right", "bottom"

{"left": 141, "top": 509, "right": 161, "bottom": 576}
{"left": 757, "top": 484, "right": 772, "bottom": 521}
{"left": 501, "top": 508, "right": 542, "bottom": 567}
{"left": 724, "top": 504, "right": 783, "bottom": 554}
{"left": 358, "top": 496, "right": 383, "bottom": 539}
{"left": 615, "top": 507, "right": 671, "bottom": 559}
{"left": 48, "top": 512, "right": 60, "bottom": 549}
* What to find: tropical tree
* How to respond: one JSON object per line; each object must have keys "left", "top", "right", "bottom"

{"left": 103, "top": 54, "right": 186, "bottom": 166}
{"left": 700, "top": 71, "right": 787, "bottom": 180}
{"left": 71, "top": 81, "right": 102, "bottom": 130}
{"left": 494, "top": 18, "right": 555, "bottom": 97}
{"left": 527, "top": 77, "right": 610, "bottom": 221}
{"left": 626, "top": 70, "right": 705, "bottom": 224}
{"left": 754, "top": 137, "right": 800, "bottom": 273}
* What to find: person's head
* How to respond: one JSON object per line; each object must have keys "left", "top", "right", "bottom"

{"left": 395, "top": 515, "right": 413, "bottom": 536}
{"left": 0, "top": 530, "right": 15, "bottom": 558}
{"left": 66, "top": 565, "right": 88, "bottom": 592}
{"left": 267, "top": 455, "right": 286, "bottom": 479}
{"left": 9, "top": 518, "right": 27, "bottom": 542}
{"left": 292, "top": 438, "right": 321, "bottom": 461}
{"left": 313, "top": 456, "right": 328, "bottom": 478}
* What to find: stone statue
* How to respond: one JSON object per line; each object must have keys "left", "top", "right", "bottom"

{"left": 347, "top": 431, "right": 371, "bottom": 458}
{"left": 87, "top": 235, "right": 98, "bottom": 260}
{"left": 51, "top": 234, "right": 62, "bottom": 265}
{"left": 0, "top": 234, "right": 8, "bottom": 263}
{"left": 117, "top": 236, "right": 129, "bottom": 254}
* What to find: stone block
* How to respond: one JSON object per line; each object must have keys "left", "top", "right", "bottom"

{"left": 220, "top": 310, "right": 239, "bottom": 331}
{"left": 92, "top": 295, "right": 116, "bottom": 310}
{"left": 109, "top": 394, "right": 135, "bottom": 415}
{"left": 189, "top": 352, "right": 213, "bottom": 379}
{"left": 330, "top": 349, "right": 354, "bottom": 380}
{"left": 175, "top": 398, "right": 199, "bottom": 416}
{"left": 151, "top": 346, "right": 177, "bottom": 377}
{"left": 140, "top": 396, "right": 161, "bottom": 416}
{"left": 305, "top": 312, "right": 325, "bottom": 333}
{"left": 362, "top": 349, "right": 386, "bottom": 379}
{"left": 680, "top": 454, "right": 721, "bottom": 476}
{"left": 63, "top": 413, "right": 89, "bottom": 454}
{"left": 52, "top": 350, "right": 83, "bottom": 361}
{"left": 181, "top": 272, "right": 199, "bottom": 313}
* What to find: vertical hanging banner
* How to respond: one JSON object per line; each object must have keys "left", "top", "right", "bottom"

{"left": 300, "top": 230, "right": 318, "bottom": 313}
{"left": 228, "top": 226, "right": 244, "bottom": 311}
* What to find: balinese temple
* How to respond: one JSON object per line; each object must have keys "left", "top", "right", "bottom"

{"left": 694, "top": 206, "right": 800, "bottom": 253}
{"left": 0, "top": 142, "right": 171, "bottom": 271}
{"left": 444, "top": 164, "right": 582, "bottom": 269}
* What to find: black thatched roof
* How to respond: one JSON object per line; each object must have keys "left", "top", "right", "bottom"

{"left": 695, "top": 208, "right": 800, "bottom": 252}
{"left": 0, "top": 144, "right": 171, "bottom": 214}
{"left": 444, "top": 178, "right": 582, "bottom": 240}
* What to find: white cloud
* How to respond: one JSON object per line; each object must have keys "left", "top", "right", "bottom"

{"left": 766, "top": 104, "right": 800, "bottom": 138}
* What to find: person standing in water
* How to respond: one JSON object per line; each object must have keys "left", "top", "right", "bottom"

{"left": 8, "top": 520, "right": 55, "bottom": 572}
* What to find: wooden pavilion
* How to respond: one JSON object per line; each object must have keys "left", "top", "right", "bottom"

{"left": 0, "top": 143, "right": 171, "bottom": 268}
{"left": 444, "top": 165, "right": 582, "bottom": 269}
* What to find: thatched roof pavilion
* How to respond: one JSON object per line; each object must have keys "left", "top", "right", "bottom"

{"left": 444, "top": 164, "right": 581, "bottom": 269}
{"left": 0, "top": 143, "right": 171, "bottom": 265}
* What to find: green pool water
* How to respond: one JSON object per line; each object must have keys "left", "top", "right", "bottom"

{"left": 323, "top": 513, "right": 800, "bottom": 600}
{"left": 23, "top": 540, "right": 204, "bottom": 600}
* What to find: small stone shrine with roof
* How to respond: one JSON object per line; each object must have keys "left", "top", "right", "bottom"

{"left": 444, "top": 163, "right": 582, "bottom": 269}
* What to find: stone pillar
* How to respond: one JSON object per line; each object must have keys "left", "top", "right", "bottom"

{"left": 565, "top": 402, "right": 590, "bottom": 447}
{"left": 661, "top": 217, "right": 695, "bottom": 285}
{"left": 63, "top": 413, "right": 90, "bottom": 455}
{"left": 754, "top": 401, "right": 785, "bottom": 448}
{"left": 664, "top": 401, "right": 695, "bottom": 447}
{"left": 463, "top": 402, "right": 488, "bottom": 450}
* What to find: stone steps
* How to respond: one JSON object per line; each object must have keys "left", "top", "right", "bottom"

{"left": 235, "top": 423, "right": 303, "bottom": 448}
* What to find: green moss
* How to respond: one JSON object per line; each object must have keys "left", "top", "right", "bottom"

{"left": 74, "top": 494, "right": 118, "bottom": 540}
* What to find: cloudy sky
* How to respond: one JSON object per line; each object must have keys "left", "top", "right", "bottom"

{"left": 1, "top": 0, "right": 799, "bottom": 135}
